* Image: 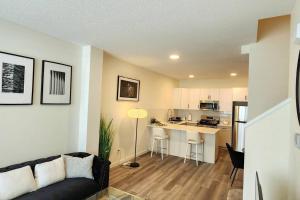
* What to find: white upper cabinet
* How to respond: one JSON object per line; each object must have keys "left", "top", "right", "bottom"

{"left": 172, "top": 88, "right": 200, "bottom": 110}
{"left": 188, "top": 89, "right": 201, "bottom": 110}
{"left": 219, "top": 88, "right": 233, "bottom": 113}
{"left": 180, "top": 88, "right": 190, "bottom": 109}
{"left": 172, "top": 87, "right": 247, "bottom": 110}
{"left": 200, "top": 88, "right": 220, "bottom": 101}
{"left": 172, "top": 88, "right": 182, "bottom": 109}
{"left": 233, "top": 88, "right": 248, "bottom": 101}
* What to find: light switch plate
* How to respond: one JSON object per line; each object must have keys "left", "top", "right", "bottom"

{"left": 295, "top": 133, "right": 300, "bottom": 149}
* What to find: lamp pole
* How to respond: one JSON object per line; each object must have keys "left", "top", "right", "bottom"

{"left": 130, "top": 118, "right": 140, "bottom": 167}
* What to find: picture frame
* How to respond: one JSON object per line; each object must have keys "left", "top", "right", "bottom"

{"left": 117, "top": 76, "right": 140, "bottom": 101}
{"left": 0, "top": 51, "right": 35, "bottom": 105}
{"left": 41, "top": 60, "right": 72, "bottom": 105}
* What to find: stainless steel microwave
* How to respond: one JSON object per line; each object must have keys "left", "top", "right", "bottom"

{"left": 199, "top": 100, "right": 219, "bottom": 111}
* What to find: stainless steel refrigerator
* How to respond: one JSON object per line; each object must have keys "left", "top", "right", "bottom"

{"left": 232, "top": 102, "right": 248, "bottom": 152}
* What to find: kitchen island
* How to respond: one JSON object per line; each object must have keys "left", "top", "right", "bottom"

{"left": 147, "top": 122, "right": 220, "bottom": 164}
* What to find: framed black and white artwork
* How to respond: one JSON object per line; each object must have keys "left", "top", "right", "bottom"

{"left": 117, "top": 76, "right": 140, "bottom": 101}
{"left": 0, "top": 51, "right": 34, "bottom": 105}
{"left": 41, "top": 60, "right": 72, "bottom": 105}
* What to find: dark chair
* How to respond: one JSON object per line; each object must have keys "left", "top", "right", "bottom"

{"left": 226, "top": 143, "right": 244, "bottom": 186}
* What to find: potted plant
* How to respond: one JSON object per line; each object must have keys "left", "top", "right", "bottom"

{"left": 98, "top": 116, "right": 114, "bottom": 188}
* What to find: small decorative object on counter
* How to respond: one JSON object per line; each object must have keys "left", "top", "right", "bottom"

{"left": 150, "top": 118, "right": 165, "bottom": 126}
{"left": 187, "top": 113, "right": 192, "bottom": 121}
{"left": 150, "top": 118, "right": 157, "bottom": 124}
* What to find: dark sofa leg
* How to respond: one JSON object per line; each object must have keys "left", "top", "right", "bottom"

{"left": 231, "top": 168, "right": 238, "bottom": 186}
{"left": 230, "top": 167, "right": 235, "bottom": 178}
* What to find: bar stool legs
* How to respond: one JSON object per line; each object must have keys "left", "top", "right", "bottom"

{"left": 184, "top": 142, "right": 205, "bottom": 166}
{"left": 195, "top": 144, "right": 198, "bottom": 166}
{"left": 151, "top": 138, "right": 169, "bottom": 160}
{"left": 184, "top": 144, "right": 189, "bottom": 163}
{"left": 151, "top": 139, "right": 155, "bottom": 157}
{"left": 161, "top": 139, "right": 164, "bottom": 160}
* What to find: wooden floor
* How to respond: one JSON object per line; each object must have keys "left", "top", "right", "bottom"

{"left": 110, "top": 149, "right": 243, "bottom": 200}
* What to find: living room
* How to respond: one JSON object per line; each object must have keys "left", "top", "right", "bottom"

{"left": 0, "top": 1, "right": 300, "bottom": 200}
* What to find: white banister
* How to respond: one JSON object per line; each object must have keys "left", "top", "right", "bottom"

{"left": 246, "top": 98, "right": 291, "bottom": 128}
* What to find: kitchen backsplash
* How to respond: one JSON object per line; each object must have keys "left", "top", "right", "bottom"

{"left": 176, "top": 109, "right": 232, "bottom": 125}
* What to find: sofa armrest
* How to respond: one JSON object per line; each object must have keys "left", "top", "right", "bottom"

{"left": 92, "top": 156, "right": 111, "bottom": 190}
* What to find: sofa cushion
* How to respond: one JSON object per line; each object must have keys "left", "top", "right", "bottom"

{"left": 0, "top": 155, "right": 60, "bottom": 174}
{"left": 35, "top": 157, "right": 65, "bottom": 189}
{"left": 63, "top": 155, "right": 94, "bottom": 179}
{"left": 14, "top": 178, "right": 101, "bottom": 200}
{"left": 0, "top": 166, "right": 36, "bottom": 200}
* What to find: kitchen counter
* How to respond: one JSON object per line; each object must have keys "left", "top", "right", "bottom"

{"left": 147, "top": 122, "right": 220, "bottom": 135}
{"left": 147, "top": 121, "right": 221, "bottom": 164}
{"left": 217, "top": 124, "right": 232, "bottom": 128}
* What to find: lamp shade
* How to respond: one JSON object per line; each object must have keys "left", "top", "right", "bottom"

{"left": 128, "top": 108, "right": 148, "bottom": 119}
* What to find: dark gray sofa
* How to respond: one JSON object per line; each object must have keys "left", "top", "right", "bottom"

{"left": 0, "top": 152, "right": 111, "bottom": 200}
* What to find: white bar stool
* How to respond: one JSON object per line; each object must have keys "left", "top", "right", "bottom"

{"left": 184, "top": 130, "right": 205, "bottom": 166}
{"left": 150, "top": 127, "right": 169, "bottom": 160}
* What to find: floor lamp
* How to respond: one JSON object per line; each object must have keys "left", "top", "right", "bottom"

{"left": 128, "top": 108, "right": 148, "bottom": 168}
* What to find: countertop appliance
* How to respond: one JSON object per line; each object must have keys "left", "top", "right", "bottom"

{"left": 198, "top": 115, "right": 220, "bottom": 128}
{"left": 167, "top": 109, "right": 175, "bottom": 120}
{"left": 200, "top": 100, "right": 219, "bottom": 111}
{"left": 168, "top": 116, "right": 183, "bottom": 123}
{"left": 232, "top": 101, "right": 248, "bottom": 152}
{"left": 187, "top": 113, "right": 192, "bottom": 121}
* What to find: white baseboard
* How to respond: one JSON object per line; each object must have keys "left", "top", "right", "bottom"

{"left": 110, "top": 150, "right": 149, "bottom": 168}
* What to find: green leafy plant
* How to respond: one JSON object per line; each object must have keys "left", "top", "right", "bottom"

{"left": 99, "top": 117, "right": 114, "bottom": 160}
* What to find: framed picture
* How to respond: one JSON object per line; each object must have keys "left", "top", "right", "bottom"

{"left": 117, "top": 76, "right": 140, "bottom": 101}
{"left": 41, "top": 60, "right": 72, "bottom": 105}
{"left": 0, "top": 51, "right": 34, "bottom": 105}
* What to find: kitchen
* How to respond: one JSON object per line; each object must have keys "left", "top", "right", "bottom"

{"left": 148, "top": 87, "right": 248, "bottom": 164}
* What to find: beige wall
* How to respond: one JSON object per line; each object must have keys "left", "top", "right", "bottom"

{"left": 243, "top": 15, "right": 293, "bottom": 200}
{"left": 0, "top": 20, "right": 103, "bottom": 167}
{"left": 243, "top": 100, "right": 291, "bottom": 200}
{"left": 101, "top": 53, "right": 178, "bottom": 166}
{"left": 179, "top": 77, "right": 248, "bottom": 88}
{"left": 288, "top": 0, "right": 300, "bottom": 198}
{"left": 248, "top": 15, "right": 290, "bottom": 120}
{"left": 0, "top": 19, "right": 83, "bottom": 167}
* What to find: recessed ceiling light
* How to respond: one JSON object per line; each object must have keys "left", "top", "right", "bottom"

{"left": 230, "top": 73, "right": 237, "bottom": 77}
{"left": 169, "top": 54, "right": 180, "bottom": 60}
{"left": 189, "top": 74, "right": 195, "bottom": 78}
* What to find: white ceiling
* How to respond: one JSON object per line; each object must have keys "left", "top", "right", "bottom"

{"left": 0, "top": 0, "right": 295, "bottom": 80}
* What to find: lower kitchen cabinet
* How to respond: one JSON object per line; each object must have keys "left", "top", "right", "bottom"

{"left": 217, "top": 127, "right": 232, "bottom": 148}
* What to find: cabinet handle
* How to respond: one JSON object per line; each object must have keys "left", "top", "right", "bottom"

{"left": 245, "top": 95, "right": 247, "bottom": 101}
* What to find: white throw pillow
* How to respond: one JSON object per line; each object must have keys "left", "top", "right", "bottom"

{"left": 0, "top": 166, "right": 36, "bottom": 200}
{"left": 34, "top": 157, "right": 65, "bottom": 189}
{"left": 63, "top": 155, "right": 94, "bottom": 179}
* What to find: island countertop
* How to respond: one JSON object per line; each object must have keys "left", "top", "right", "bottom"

{"left": 147, "top": 122, "right": 220, "bottom": 135}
